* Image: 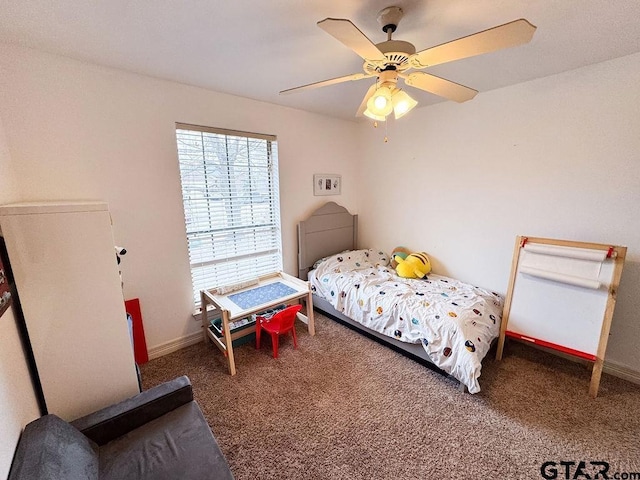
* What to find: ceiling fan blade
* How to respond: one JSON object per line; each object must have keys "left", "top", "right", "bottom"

{"left": 317, "top": 18, "right": 385, "bottom": 61}
{"left": 410, "top": 19, "right": 536, "bottom": 69}
{"left": 402, "top": 72, "right": 477, "bottom": 103}
{"left": 356, "top": 84, "right": 377, "bottom": 117}
{"left": 280, "top": 73, "right": 372, "bottom": 95}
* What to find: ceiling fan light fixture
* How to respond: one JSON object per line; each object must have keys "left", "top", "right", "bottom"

{"left": 284, "top": 12, "right": 537, "bottom": 119}
{"left": 363, "top": 108, "right": 387, "bottom": 121}
{"left": 392, "top": 90, "right": 417, "bottom": 119}
{"left": 367, "top": 85, "right": 393, "bottom": 116}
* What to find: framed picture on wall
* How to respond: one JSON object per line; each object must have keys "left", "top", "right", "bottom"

{"left": 313, "top": 174, "right": 341, "bottom": 196}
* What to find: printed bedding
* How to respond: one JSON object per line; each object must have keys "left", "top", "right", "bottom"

{"left": 308, "top": 249, "right": 504, "bottom": 393}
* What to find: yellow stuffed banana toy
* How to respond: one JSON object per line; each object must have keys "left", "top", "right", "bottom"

{"left": 394, "top": 252, "right": 431, "bottom": 279}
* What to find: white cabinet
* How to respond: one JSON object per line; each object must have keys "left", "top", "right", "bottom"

{"left": 0, "top": 201, "right": 139, "bottom": 421}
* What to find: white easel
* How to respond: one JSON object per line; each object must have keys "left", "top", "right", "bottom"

{"left": 496, "top": 236, "right": 626, "bottom": 397}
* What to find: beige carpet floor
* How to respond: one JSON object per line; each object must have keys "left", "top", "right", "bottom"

{"left": 141, "top": 312, "right": 640, "bottom": 480}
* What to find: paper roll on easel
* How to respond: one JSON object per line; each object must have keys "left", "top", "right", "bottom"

{"left": 519, "top": 265, "right": 601, "bottom": 289}
{"left": 523, "top": 243, "right": 609, "bottom": 262}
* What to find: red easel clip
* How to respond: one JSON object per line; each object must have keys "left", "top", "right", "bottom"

{"left": 606, "top": 246, "right": 614, "bottom": 258}
{"left": 520, "top": 237, "right": 528, "bottom": 248}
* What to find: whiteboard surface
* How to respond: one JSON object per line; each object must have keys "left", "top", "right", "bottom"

{"left": 507, "top": 254, "right": 615, "bottom": 355}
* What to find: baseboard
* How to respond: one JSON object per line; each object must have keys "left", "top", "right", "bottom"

{"left": 147, "top": 331, "right": 203, "bottom": 360}
{"left": 603, "top": 361, "right": 640, "bottom": 386}
{"left": 515, "top": 339, "right": 640, "bottom": 386}
{"left": 147, "top": 331, "right": 640, "bottom": 386}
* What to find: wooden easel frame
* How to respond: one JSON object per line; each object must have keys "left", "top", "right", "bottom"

{"left": 496, "top": 236, "right": 626, "bottom": 397}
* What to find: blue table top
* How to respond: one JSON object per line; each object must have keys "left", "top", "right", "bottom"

{"left": 228, "top": 281, "right": 297, "bottom": 310}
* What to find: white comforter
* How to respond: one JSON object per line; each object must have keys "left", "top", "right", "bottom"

{"left": 308, "top": 249, "right": 504, "bottom": 393}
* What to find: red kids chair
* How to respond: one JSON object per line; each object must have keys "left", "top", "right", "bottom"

{"left": 255, "top": 304, "right": 302, "bottom": 358}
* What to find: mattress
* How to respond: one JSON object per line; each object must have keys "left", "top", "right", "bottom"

{"left": 309, "top": 249, "right": 504, "bottom": 393}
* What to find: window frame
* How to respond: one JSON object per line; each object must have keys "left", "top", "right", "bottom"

{"left": 175, "top": 122, "right": 283, "bottom": 309}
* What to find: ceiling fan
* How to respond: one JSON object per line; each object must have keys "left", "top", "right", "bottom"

{"left": 280, "top": 6, "right": 536, "bottom": 121}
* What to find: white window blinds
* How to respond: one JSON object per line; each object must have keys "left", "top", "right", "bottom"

{"left": 175, "top": 123, "right": 282, "bottom": 307}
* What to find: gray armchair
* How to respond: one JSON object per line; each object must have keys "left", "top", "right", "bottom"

{"left": 9, "top": 376, "right": 233, "bottom": 480}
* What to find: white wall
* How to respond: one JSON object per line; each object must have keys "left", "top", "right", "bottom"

{"left": 0, "top": 116, "right": 40, "bottom": 478}
{"left": 1, "top": 42, "right": 638, "bottom": 380}
{"left": 0, "top": 116, "right": 18, "bottom": 203}
{"left": 356, "top": 52, "right": 640, "bottom": 373}
{"left": 0, "top": 45, "right": 361, "bottom": 352}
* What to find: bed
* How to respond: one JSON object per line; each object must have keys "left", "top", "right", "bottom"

{"left": 297, "top": 202, "right": 504, "bottom": 393}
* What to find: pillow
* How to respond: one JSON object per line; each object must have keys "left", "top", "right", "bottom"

{"left": 328, "top": 250, "right": 370, "bottom": 272}
{"left": 312, "top": 249, "right": 389, "bottom": 274}
{"left": 363, "top": 248, "right": 390, "bottom": 267}
{"left": 311, "top": 255, "right": 331, "bottom": 270}
{"left": 311, "top": 250, "right": 350, "bottom": 270}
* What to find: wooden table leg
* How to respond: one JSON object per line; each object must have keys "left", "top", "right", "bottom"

{"left": 221, "top": 309, "right": 236, "bottom": 376}
{"left": 306, "top": 290, "right": 315, "bottom": 336}
{"left": 201, "top": 292, "right": 209, "bottom": 344}
{"left": 496, "top": 335, "right": 506, "bottom": 361}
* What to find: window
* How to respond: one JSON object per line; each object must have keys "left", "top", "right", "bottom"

{"left": 175, "top": 123, "right": 282, "bottom": 307}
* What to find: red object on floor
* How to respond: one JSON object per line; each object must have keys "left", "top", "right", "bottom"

{"left": 125, "top": 298, "right": 149, "bottom": 364}
{"left": 255, "top": 304, "right": 302, "bottom": 358}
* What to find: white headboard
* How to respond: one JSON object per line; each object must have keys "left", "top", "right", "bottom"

{"left": 297, "top": 202, "right": 358, "bottom": 279}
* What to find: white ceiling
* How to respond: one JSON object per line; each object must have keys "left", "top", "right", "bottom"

{"left": 2, "top": 0, "right": 640, "bottom": 121}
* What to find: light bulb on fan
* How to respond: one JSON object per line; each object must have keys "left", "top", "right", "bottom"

{"left": 391, "top": 90, "right": 417, "bottom": 119}
{"left": 373, "top": 95, "right": 388, "bottom": 110}
{"left": 366, "top": 86, "right": 393, "bottom": 117}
